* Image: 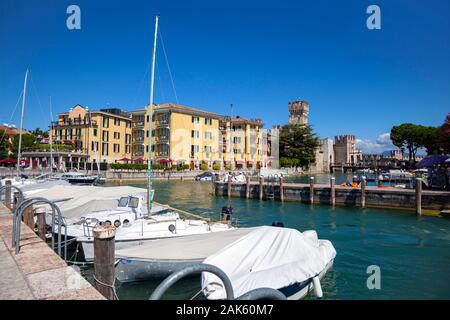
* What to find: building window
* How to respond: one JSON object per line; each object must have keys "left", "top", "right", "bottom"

{"left": 204, "top": 146, "right": 212, "bottom": 153}
{"left": 192, "top": 116, "right": 199, "bottom": 124}
{"left": 125, "top": 145, "right": 130, "bottom": 154}
{"left": 204, "top": 132, "right": 212, "bottom": 140}
{"left": 93, "top": 128, "right": 97, "bottom": 137}
{"left": 191, "top": 130, "right": 199, "bottom": 138}
{"left": 113, "top": 144, "right": 120, "bottom": 153}
{"left": 102, "top": 143, "right": 108, "bottom": 156}
{"left": 233, "top": 137, "right": 241, "bottom": 144}
{"left": 114, "top": 118, "right": 120, "bottom": 126}
{"left": 191, "top": 145, "right": 199, "bottom": 155}
{"left": 125, "top": 134, "right": 131, "bottom": 144}
{"left": 102, "top": 130, "right": 109, "bottom": 142}
{"left": 204, "top": 118, "right": 212, "bottom": 125}
{"left": 146, "top": 115, "right": 150, "bottom": 123}
{"left": 114, "top": 132, "right": 120, "bottom": 139}
{"left": 126, "top": 121, "right": 131, "bottom": 128}
{"left": 103, "top": 116, "right": 109, "bottom": 128}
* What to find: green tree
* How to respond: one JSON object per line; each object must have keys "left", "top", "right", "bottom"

{"left": 0, "top": 130, "right": 11, "bottom": 159}
{"left": 11, "top": 133, "right": 36, "bottom": 156}
{"left": 390, "top": 124, "right": 426, "bottom": 163}
{"left": 438, "top": 114, "right": 450, "bottom": 154}
{"left": 279, "top": 124, "right": 320, "bottom": 168}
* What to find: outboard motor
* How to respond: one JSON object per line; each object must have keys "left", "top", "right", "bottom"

{"left": 221, "top": 206, "right": 233, "bottom": 222}
{"left": 271, "top": 221, "right": 285, "bottom": 228}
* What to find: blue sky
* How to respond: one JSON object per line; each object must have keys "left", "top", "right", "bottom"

{"left": 1, "top": 0, "right": 449, "bottom": 153}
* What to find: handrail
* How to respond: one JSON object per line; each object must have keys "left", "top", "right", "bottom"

{"left": 149, "top": 263, "right": 234, "bottom": 300}
{"left": 12, "top": 197, "right": 67, "bottom": 259}
{"left": 0, "top": 185, "right": 24, "bottom": 206}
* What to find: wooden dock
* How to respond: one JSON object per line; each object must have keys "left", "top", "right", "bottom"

{"left": 0, "top": 203, "right": 105, "bottom": 300}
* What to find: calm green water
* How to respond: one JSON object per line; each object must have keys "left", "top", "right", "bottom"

{"left": 84, "top": 179, "right": 450, "bottom": 300}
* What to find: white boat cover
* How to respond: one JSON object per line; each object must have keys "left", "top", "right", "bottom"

{"left": 27, "top": 185, "right": 147, "bottom": 220}
{"left": 115, "top": 228, "right": 256, "bottom": 261}
{"left": 201, "top": 226, "right": 336, "bottom": 299}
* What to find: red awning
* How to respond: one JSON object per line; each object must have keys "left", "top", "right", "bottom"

{"left": 63, "top": 140, "right": 73, "bottom": 145}
{"left": 157, "top": 159, "right": 173, "bottom": 163}
{"left": 118, "top": 157, "right": 130, "bottom": 161}
{"left": 0, "top": 159, "right": 17, "bottom": 163}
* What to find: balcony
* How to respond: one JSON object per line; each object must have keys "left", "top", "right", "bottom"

{"left": 51, "top": 119, "right": 97, "bottom": 127}
{"left": 155, "top": 136, "right": 169, "bottom": 144}
{"left": 133, "top": 136, "right": 145, "bottom": 144}
{"left": 155, "top": 119, "right": 169, "bottom": 128}
{"left": 132, "top": 121, "right": 145, "bottom": 128}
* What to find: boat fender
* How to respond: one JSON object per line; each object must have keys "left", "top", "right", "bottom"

{"left": 312, "top": 276, "right": 323, "bottom": 298}
{"left": 168, "top": 224, "right": 176, "bottom": 233}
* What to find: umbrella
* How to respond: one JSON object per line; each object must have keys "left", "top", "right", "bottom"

{"left": 156, "top": 159, "right": 173, "bottom": 163}
{"left": 0, "top": 159, "right": 17, "bottom": 163}
{"left": 416, "top": 154, "right": 449, "bottom": 168}
{"left": 118, "top": 157, "right": 130, "bottom": 162}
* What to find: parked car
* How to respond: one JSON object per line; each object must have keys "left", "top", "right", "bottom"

{"left": 195, "top": 172, "right": 214, "bottom": 181}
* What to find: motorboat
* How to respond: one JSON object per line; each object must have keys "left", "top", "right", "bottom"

{"left": 223, "top": 172, "right": 246, "bottom": 183}
{"left": 59, "top": 195, "right": 237, "bottom": 261}
{"left": 115, "top": 228, "right": 256, "bottom": 282}
{"left": 54, "top": 172, "right": 103, "bottom": 185}
{"left": 201, "top": 226, "right": 336, "bottom": 300}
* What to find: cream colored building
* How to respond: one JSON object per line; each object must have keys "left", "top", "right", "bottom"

{"left": 220, "top": 117, "right": 264, "bottom": 169}
{"left": 131, "top": 103, "right": 223, "bottom": 169}
{"left": 51, "top": 105, "right": 132, "bottom": 164}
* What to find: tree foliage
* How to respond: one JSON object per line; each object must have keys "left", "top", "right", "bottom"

{"left": 0, "top": 130, "right": 11, "bottom": 159}
{"left": 279, "top": 124, "right": 320, "bottom": 168}
{"left": 11, "top": 133, "right": 36, "bottom": 156}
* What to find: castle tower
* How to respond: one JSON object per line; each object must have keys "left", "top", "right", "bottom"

{"left": 288, "top": 100, "right": 309, "bottom": 125}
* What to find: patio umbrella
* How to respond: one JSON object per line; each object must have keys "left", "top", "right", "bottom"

{"left": 118, "top": 157, "right": 130, "bottom": 162}
{"left": 156, "top": 159, "right": 173, "bottom": 163}
{"left": 416, "top": 154, "right": 449, "bottom": 168}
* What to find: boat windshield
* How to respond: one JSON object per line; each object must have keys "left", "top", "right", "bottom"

{"left": 128, "top": 197, "right": 139, "bottom": 208}
{"left": 118, "top": 197, "right": 129, "bottom": 207}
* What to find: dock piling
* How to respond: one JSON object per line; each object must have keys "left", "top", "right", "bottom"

{"left": 93, "top": 226, "right": 116, "bottom": 300}
{"left": 259, "top": 176, "right": 264, "bottom": 200}
{"left": 309, "top": 177, "right": 314, "bottom": 204}
{"left": 416, "top": 178, "right": 422, "bottom": 216}
{"left": 12, "top": 191, "right": 19, "bottom": 211}
{"left": 279, "top": 176, "right": 284, "bottom": 202}
{"left": 330, "top": 177, "right": 335, "bottom": 206}
{"left": 4, "top": 180, "right": 11, "bottom": 209}
{"left": 246, "top": 174, "right": 250, "bottom": 199}
{"left": 227, "top": 175, "right": 232, "bottom": 198}
{"left": 35, "top": 207, "right": 47, "bottom": 241}
{"left": 361, "top": 176, "right": 366, "bottom": 208}
{"left": 23, "top": 205, "right": 34, "bottom": 230}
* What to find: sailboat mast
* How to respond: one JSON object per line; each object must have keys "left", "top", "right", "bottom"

{"left": 229, "top": 104, "right": 233, "bottom": 171}
{"left": 147, "top": 14, "right": 159, "bottom": 214}
{"left": 49, "top": 96, "right": 54, "bottom": 175}
{"left": 17, "top": 69, "right": 29, "bottom": 179}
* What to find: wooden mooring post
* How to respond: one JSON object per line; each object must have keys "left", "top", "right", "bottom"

{"left": 361, "top": 176, "right": 366, "bottom": 208}
{"left": 23, "top": 205, "right": 34, "bottom": 230}
{"left": 259, "top": 176, "right": 264, "bottom": 200}
{"left": 35, "top": 207, "right": 47, "bottom": 241}
{"left": 416, "top": 177, "right": 422, "bottom": 216}
{"left": 279, "top": 176, "right": 284, "bottom": 202}
{"left": 12, "top": 191, "right": 19, "bottom": 212}
{"left": 4, "top": 179, "right": 11, "bottom": 209}
{"left": 93, "top": 226, "right": 116, "bottom": 300}
{"left": 309, "top": 177, "right": 314, "bottom": 204}
{"left": 246, "top": 174, "right": 250, "bottom": 199}
{"left": 330, "top": 177, "right": 335, "bottom": 206}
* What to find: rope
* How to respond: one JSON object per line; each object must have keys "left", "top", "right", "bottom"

{"left": 93, "top": 274, "right": 119, "bottom": 300}
{"left": 0, "top": 90, "right": 23, "bottom": 145}
{"left": 158, "top": 27, "right": 179, "bottom": 104}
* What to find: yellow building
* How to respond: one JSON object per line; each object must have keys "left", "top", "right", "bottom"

{"left": 220, "top": 117, "right": 264, "bottom": 169}
{"left": 131, "top": 103, "right": 222, "bottom": 169}
{"left": 51, "top": 105, "right": 132, "bottom": 165}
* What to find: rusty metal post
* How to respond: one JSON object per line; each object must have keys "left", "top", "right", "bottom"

{"left": 35, "top": 207, "right": 47, "bottom": 241}
{"left": 416, "top": 177, "right": 422, "bottom": 216}
{"left": 279, "top": 176, "right": 284, "bottom": 202}
{"left": 361, "top": 176, "right": 366, "bottom": 208}
{"left": 93, "top": 225, "right": 116, "bottom": 300}
{"left": 259, "top": 175, "right": 264, "bottom": 200}
{"left": 4, "top": 180, "right": 11, "bottom": 209}
{"left": 330, "top": 177, "right": 335, "bottom": 206}
{"left": 23, "top": 205, "right": 34, "bottom": 230}
{"left": 309, "top": 177, "right": 314, "bottom": 204}
{"left": 246, "top": 174, "right": 250, "bottom": 199}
